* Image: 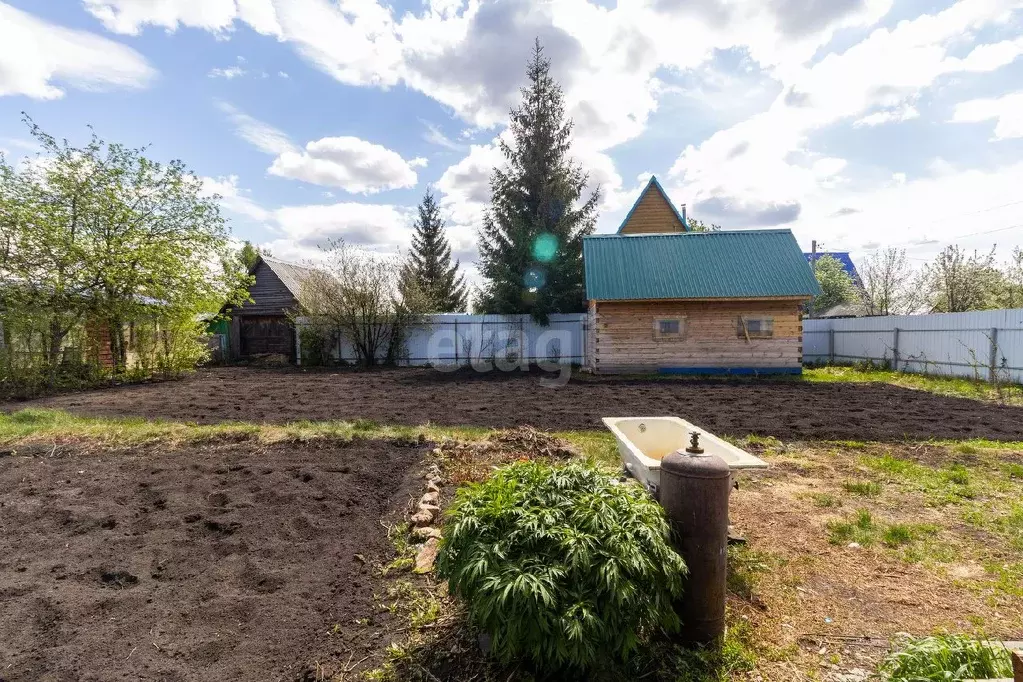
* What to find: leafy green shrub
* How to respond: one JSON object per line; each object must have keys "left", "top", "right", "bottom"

{"left": 436, "top": 461, "right": 686, "bottom": 673}
{"left": 879, "top": 634, "right": 1012, "bottom": 681}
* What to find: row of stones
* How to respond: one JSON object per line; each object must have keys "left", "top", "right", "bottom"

{"left": 411, "top": 458, "right": 444, "bottom": 573}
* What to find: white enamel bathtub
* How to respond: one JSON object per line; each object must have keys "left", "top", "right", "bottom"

{"left": 602, "top": 416, "right": 768, "bottom": 496}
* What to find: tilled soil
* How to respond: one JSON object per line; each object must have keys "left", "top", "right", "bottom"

{"left": 0, "top": 438, "right": 423, "bottom": 681}
{"left": 17, "top": 367, "right": 1023, "bottom": 442}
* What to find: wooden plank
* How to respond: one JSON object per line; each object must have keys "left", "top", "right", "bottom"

{"left": 619, "top": 185, "right": 685, "bottom": 234}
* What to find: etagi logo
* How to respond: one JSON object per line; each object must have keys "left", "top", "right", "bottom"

{"left": 425, "top": 327, "right": 575, "bottom": 387}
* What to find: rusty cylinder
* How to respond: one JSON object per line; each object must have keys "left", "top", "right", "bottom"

{"left": 658, "top": 448, "right": 731, "bottom": 644}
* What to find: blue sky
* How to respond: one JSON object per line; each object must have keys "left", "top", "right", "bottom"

{"left": 1, "top": 0, "right": 1022, "bottom": 282}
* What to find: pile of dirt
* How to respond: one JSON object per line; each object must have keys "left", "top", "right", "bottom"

{"left": 0, "top": 438, "right": 424, "bottom": 681}
{"left": 442, "top": 426, "right": 579, "bottom": 483}
{"left": 20, "top": 367, "right": 1023, "bottom": 442}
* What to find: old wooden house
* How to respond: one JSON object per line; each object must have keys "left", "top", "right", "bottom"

{"left": 222, "top": 255, "right": 316, "bottom": 361}
{"left": 583, "top": 178, "right": 820, "bottom": 375}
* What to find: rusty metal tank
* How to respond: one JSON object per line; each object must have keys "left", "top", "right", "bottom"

{"left": 658, "top": 434, "right": 731, "bottom": 644}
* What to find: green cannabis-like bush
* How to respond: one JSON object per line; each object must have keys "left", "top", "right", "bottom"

{"left": 879, "top": 634, "right": 1013, "bottom": 681}
{"left": 436, "top": 461, "right": 687, "bottom": 672}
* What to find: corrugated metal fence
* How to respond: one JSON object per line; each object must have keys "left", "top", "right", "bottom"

{"left": 804, "top": 309, "right": 1023, "bottom": 383}
{"left": 297, "top": 313, "right": 587, "bottom": 367}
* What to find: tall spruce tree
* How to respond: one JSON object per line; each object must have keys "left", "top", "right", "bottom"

{"left": 400, "top": 188, "right": 467, "bottom": 312}
{"left": 477, "top": 40, "right": 600, "bottom": 323}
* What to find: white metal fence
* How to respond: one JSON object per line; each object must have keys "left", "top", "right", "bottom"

{"left": 804, "top": 309, "right": 1023, "bottom": 383}
{"left": 297, "top": 313, "right": 587, "bottom": 367}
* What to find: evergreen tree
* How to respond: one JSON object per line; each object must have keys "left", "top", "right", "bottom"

{"left": 400, "top": 189, "right": 467, "bottom": 312}
{"left": 477, "top": 40, "right": 600, "bottom": 323}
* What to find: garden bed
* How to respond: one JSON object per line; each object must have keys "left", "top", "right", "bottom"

{"left": 17, "top": 366, "right": 1023, "bottom": 442}
{"left": 0, "top": 438, "right": 425, "bottom": 681}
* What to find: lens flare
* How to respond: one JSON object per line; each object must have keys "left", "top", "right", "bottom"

{"left": 532, "top": 233, "right": 558, "bottom": 263}
{"left": 524, "top": 267, "right": 547, "bottom": 290}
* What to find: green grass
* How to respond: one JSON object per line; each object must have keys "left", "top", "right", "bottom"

{"left": 859, "top": 454, "right": 983, "bottom": 506}
{"left": 827, "top": 510, "right": 939, "bottom": 553}
{"left": 827, "top": 509, "right": 877, "bottom": 546}
{"left": 0, "top": 408, "right": 495, "bottom": 448}
{"left": 727, "top": 545, "right": 778, "bottom": 600}
{"left": 878, "top": 634, "right": 1013, "bottom": 681}
{"left": 842, "top": 480, "right": 882, "bottom": 497}
{"left": 804, "top": 366, "right": 1023, "bottom": 405}
{"left": 807, "top": 492, "right": 842, "bottom": 508}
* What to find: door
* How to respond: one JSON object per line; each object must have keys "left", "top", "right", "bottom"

{"left": 240, "top": 316, "right": 295, "bottom": 359}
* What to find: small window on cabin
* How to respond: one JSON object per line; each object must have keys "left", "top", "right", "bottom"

{"left": 738, "top": 316, "right": 774, "bottom": 339}
{"left": 654, "top": 318, "right": 684, "bottom": 339}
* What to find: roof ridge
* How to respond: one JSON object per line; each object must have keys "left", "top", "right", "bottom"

{"left": 261, "top": 254, "right": 316, "bottom": 270}
{"left": 586, "top": 227, "right": 794, "bottom": 239}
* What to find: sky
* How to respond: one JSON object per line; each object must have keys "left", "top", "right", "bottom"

{"left": 1, "top": 0, "right": 1022, "bottom": 286}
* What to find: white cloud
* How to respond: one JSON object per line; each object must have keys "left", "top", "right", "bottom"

{"left": 952, "top": 91, "right": 1023, "bottom": 140}
{"left": 209, "top": 65, "right": 246, "bottom": 79}
{"left": 216, "top": 100, "right": 297, "bottom": 156}
{"left": 201, "top": 175, "right": 270, "bottom": 222}
{"left": 665, "top": 0, "right": 1023, "bottom": 228}
{"left": 855, "top": 104, "right": 920, "bottom": 127}
{"left": 409, "top": 157, "right": 429, "bottom": 168}
{"left": 0, "top": 2, "right": 156, "bottom": 99}
{"left": 268, "top": 136, "right": 421, "bottom": 193}
{"left": 798, "top": 161, "right": 1023, "bottom": 262}
{"left": 422, "top": 120, "right": 464, "bottom": 151}
{"left": 273, "top": 201, "right": 412, "bottom": 252}
{"left": 83, "top": 0, "right": 282, "bottom": 37}
{"left": 435, "top": 143, "right": 502, "bottom": 223}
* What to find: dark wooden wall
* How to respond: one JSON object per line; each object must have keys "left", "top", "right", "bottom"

{"left": 232, "top": 261, "right": 298, "bottom": 317}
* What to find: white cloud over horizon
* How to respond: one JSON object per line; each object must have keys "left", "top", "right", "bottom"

{"left": 0, "top": 1, "right": 156, "bottom": 99}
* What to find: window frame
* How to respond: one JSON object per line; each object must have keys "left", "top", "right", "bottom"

{"left": 653, "top": 317, "right": 686, "bottom": 341}
{"left": 737, "top": 316, "right": 774, "bottom": 339}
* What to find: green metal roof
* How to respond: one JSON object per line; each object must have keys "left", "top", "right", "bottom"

{"left": 583, "top": 229, "right": 822, "bottom": 301}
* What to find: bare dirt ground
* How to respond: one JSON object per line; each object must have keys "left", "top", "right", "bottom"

{"left": 16, "top": 367, "right": 1023, "bottom": 442}
{"left": 0, "top": 438, "right": 423, "bottom": 681}
{"left": 725, "top": 440, "right": 1023, "bottom": 681}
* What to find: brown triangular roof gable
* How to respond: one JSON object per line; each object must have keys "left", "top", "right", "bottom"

{"left": 617, "top": 176, "right": 688, "bottom": 235}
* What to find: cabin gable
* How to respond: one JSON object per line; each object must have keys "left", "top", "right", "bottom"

{"left": 618, "top": 177, "right": 687, "bottom": 235}
{"left": 233, "top": 260, "right": 301, "bottom": 317}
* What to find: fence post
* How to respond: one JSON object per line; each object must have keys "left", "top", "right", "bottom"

{"left": 989, "top": 327, "right": 999, "bottom": 382}
{"left": 828, "top": 328, "right": 835, "bottom": 365}
{"left": 294, "top": 323, "right": 302, "bottom": 367}
{"left": 892, "top": 327, "right": 900, "bottom": 372}
{"left": 454, "top": 318, "right": 459, "bottom": 366}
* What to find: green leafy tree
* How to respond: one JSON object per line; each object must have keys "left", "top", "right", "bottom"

{"left": 237, "top": 241, "right": 271, "bottom": 271}
{"left": 998, "top": 246, "right": 1023, "bottom": 308}
{"left": 859, "top": 247, "right": 922, "bottom": 315}
{"left": 686, "top": 216, "right": 721, "bottom": 232}
{"left": 0, "top": 116, "right": 249, "bottom": 380}
{"left": 399, "top": 188, "right": 467, "bottom": 312}
{"left": 809, "top": 254, "right": 856, "bottom": 316}
{"left": 477, "top": 40, "right": 600, "bottom": 323}
{"left": 923, "top": 245, "right": 1001, "bottom": 313}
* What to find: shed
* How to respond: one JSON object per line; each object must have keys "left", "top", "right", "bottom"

{"left": 584, "top": 189, "right": 820, "bottom": 374}
{"left": 223, "top": 255, "right": 316, "bottom": 361}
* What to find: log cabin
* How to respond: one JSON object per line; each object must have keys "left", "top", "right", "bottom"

{"left": 583, "top": 177, "right": 820, "bottom": 375}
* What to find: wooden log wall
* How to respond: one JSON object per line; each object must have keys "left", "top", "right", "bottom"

{"left": 591, "top": 298, "right": 805, "bottom": 374}
{"left": 619, "top": 186, "right": 685, "bottom": 234}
